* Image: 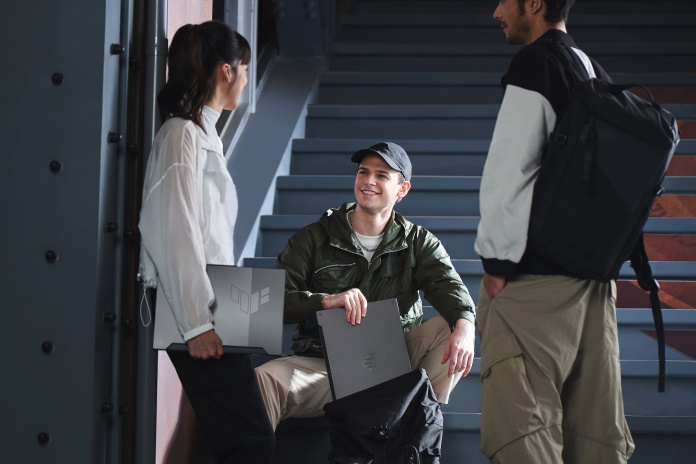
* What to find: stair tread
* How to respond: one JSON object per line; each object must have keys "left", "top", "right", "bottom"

{"left": 274, "top": 414, "right": 696, "bottom": 432}
{"left": 350, "top": 0, "right": 696, "bottom": 15}
{"left": 332, "top": 42, "right": 696, "bottom": 55}
{"left": 423, "top": 305, "right": 696, "bottom": 323}
{"left": 275, "top": 175, "right": 696, "bottom": 194}
{"left": 320, "top": 71, "right": 696, "bottom": 86}
{"left": 342, "top": 13, "right": 696, "bottom": 26}
{"left": 441, "top": 413, "right": 696, "bottom": 432}
{"left": 292, "top": 138, "right": 696, "bottom": 155}
{"left": 245, "top": 256, "right": 696, "bottom": 280}
{"left": 260, "top": 215, "right": 696, "bottom": 234}
{"left": 307, "top": 103, "right": 696, "bottom": 119}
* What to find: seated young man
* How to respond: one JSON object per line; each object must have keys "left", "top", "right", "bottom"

{"left": 255, "top": 142, "right": 476, "bottom": 429}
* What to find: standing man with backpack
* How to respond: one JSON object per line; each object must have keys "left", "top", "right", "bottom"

{"left": 475, "top": 1, "right": 635, "bottom": 462}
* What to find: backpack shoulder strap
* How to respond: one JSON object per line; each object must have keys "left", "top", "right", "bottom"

{"left": 629, "top": 233, "right": 666, "bottom": 392}
{"left": 535, "top": 37, "right": 590, "bottom": 84}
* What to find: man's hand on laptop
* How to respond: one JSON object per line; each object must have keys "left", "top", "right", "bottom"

{"left": 321, "top": 288, "right": 368, "bottom": 326}
{"left": 187, "top": 329, "right": 224, "bottom": 360}
{"left": 442, "top": 318, "right": 475, "bottom": 377}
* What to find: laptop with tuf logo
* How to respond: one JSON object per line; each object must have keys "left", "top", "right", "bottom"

{"left": 153, "top": 265, "right": 286, "bottom": 355}
{"left": 317, "top": 298, "right": 412, "bottom": 400}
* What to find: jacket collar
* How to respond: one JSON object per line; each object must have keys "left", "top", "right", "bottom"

{"left": 197, "top": 105, "right": 224, "bottom": 156}
{"left": 536, "top": 29, "right": 577, "bottom": 48}
{"left": 320, "top": 202, "right": 413, "bottom": 254}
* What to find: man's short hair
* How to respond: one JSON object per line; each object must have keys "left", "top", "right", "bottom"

{"left": 517, "top": 0, "right": 575, "bottom": 23}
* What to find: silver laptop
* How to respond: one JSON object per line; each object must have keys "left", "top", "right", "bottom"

{"left": 317, "top": 298, "right": 412, "bottom": 400}
{"left": 153, "top": 265, "right": 286, "bottom": 355}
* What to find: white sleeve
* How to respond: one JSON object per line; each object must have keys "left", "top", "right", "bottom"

{"left": 139, "top": 123, "right": 215, "bottom": 341}
{"left": 475, "top": 84, "right": 557, "bottom": 266}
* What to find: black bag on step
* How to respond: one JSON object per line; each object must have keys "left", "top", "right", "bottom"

{"left": 323, "top": 369, "right": 443, "bottom": 464}
{"left": 527, "top": 40, "right": 680, "bottom": 391}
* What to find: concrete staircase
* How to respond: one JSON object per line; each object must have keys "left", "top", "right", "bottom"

{"left": 246, "top": 0, "right": 696, "bottom": 462}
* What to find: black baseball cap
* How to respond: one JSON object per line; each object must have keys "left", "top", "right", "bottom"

{"left": 350, "top": 142, "right": 412, "bottom": 182}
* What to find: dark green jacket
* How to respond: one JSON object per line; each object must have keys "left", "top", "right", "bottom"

{"left": 277, "top": 202, "right": 476, "bottom": 357}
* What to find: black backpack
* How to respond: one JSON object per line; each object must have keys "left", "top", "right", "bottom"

{"left": 527, "top": 40, "right": 680, "bottom": 391}
{"left": 323, "top": 369, "right": 443, "bottom": 464}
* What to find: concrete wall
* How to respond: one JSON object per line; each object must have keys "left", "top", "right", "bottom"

{"left": 0, "top": 0, "right": 124, "bottom": 462}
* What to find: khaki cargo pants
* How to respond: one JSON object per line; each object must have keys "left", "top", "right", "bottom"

{"left": 255, "top": 315, "right": 462, "bottom": 429}
{"left": 477, "top": 275, "right": 635, "bottom": 463}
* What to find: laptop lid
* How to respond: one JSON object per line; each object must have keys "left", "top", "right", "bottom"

{"left": 153, "top": 265, "right": 286, "bottom": 355}
{"left": 317, "top": 298, "right": 412, "bottom": 400}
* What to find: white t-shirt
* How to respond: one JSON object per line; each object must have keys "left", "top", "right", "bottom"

{"left": 354, "top": 231, "right": 383, "bottom": 263}
{"left": 138, "top": 106, "right": 238, "bottom": 341}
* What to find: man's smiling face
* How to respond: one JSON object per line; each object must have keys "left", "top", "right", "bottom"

{"left": 354, "top": 154, "right": 409, "bottom": 214}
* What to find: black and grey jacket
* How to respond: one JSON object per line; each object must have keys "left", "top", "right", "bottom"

{"left": 474, "top": 29, "right": 611, "bottom": 279}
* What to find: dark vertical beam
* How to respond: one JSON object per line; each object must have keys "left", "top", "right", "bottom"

{"left": 119, "top": 0, "right": 144, "bottom": 460}
{"left": 132, "top": 0, "right": 168, "bottom": 463}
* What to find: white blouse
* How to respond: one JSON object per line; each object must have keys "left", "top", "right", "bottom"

{"left": 139, "top": 106, "right": 238, "bottom": 341}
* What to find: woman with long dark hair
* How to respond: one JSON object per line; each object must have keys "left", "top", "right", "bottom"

{"left": 139, "top": 21, "right": 274, "bottom": 463}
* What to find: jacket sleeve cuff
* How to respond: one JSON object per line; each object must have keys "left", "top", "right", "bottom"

{"left": 310, "top": 293, "right": 329, "bottom": 314}
{"left": 182, "top": 323, "right": 214, "bottom": 342}
{"left": 450, "top": 312, "right": 476, "bottom": 331}
{"left": 480, "top": 257, "right": 518, "bottom": 278}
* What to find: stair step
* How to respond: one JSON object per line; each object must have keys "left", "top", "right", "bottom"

{"left": 667, "top": 155, "right": 696, "bottom": 176}
{"left": 271, "top": 388, "right": 696, "bottom": 464}
{"left": 646, "top": 87, "right": 696, "bottom": 105}
{"left": 258, "top": 215, "right": 696, "bottom": 259}
{"left": 288, "top": 139, "right": 696, "bottom": 176}
{"left": 319, "top": 72, "right": 696, "bottom": 87}
{"left": 259, "top": 215, "right": 479, "bottom": 258}
{"left": 337, "top": 13, "right": 696, "bottom": 44}
{"left": 341, "top": 13, "right": 696, "bottom": 28}
{"left": 272, "top": 306, "right": 695, "bottom": 361}
{"left": 263, "top": 357, "right": 696, "bottom": 417}
{"left": 618, "top": 312, "right": 696, "bottom": 362}
{"left": 440, "top": 359, "right": 696, "bottom": 416}
{"left": 243, "top": 256, "right": 695, "bottom": 304}
{"left": 617, "top": 281, "right": 696, "bottom": 309}
{"left": 652, "top": 195, "right": 696, "bottom": 217}
{"left": 274, "top": 175, "right": 481, "bottom": 216}
{"left": 418, "top": 306, "right": 696, "bottom": 360}
{"left": 330, "top": 43, "right": 696, "bottom": 73}
{"left": 305, "top": 104, "right": 696, "bottom": 139}
{"left": 273, "top": 175, "right": 696, "bottom": 216}
{"left": 350, "top": 0, "right": 696, "bottom": 16}
{"left": 439, "top": 414, "right": 696, "bottom": 464}
{"left": 318, "top": 72, "right": 696, "bottom": 105}
{"left": 292, "top": 139, "right": 488, "bottom": 176}
{"left": 306, "top": 104, "right": 498, "bottom": 139}
{"left": 679, "top": 121, "right": 696, "bottom": 139}
{"left": 643, "top": 235, "right": 696, "bottom": 261}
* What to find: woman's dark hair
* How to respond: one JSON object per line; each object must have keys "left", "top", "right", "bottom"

{"left": 516, "top": 0, "right": 575, "bottom": 23}
{"left": 157, "top": 21, "right": 251, "bottom": 128}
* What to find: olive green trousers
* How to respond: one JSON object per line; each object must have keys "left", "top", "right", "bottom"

{"left": 478, "top": 275, "right": 634, "bottom": 463}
